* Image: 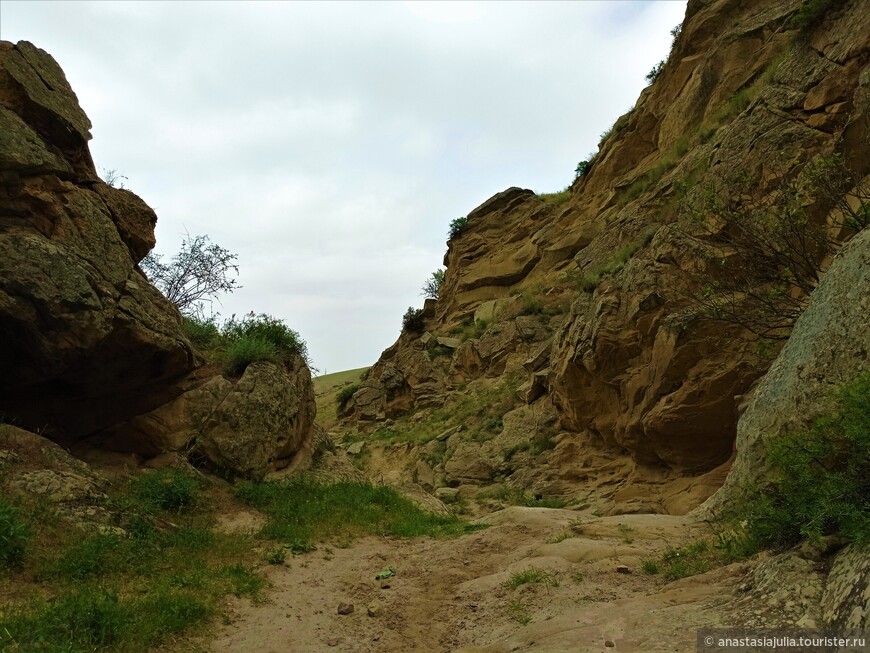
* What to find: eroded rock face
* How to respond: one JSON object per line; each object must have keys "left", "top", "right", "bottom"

{"left": 343, "top": 0, "right": 870, "bottom": 511}
{"left": 0, "top": 41, "right": 317, "bottom": 478}
{"left": 0, "top": 40, "right": 197, "bottom": 440}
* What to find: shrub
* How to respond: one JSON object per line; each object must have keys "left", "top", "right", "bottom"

{"left": 0, "top": 500, "right": 29, "bottom": 568}
{"left": 182, "top": 315, "right": 220, "bottom": 349}
{"left": 222, "top": 313, "right": 307, "bottom": 357}
{"left": 448, "top": 216, "right": 469, "bottom": 239}
{"left": 740, "top": 372, "right": 870, "bottom": 547}
{"left": 134, "top": 469, "right": 199, "bottom": 511}
{"left": 336, "top": 383, "right": 359, "bottom": 408}
{"left": 575, "top": 160, "right": 592, "bottom": 179}
{"left": 402, "top": 307, "right": 425, "bottom": 334}
{"left": 645, "top": 60, "right": 665, "bottom": 84}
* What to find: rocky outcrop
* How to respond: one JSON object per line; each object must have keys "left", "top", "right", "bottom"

{"left": 343, "top": 0, "right": 870, "bottom": 512}
{"left": 0, "top": 41, "right": 317, "bottom": 478}
{"left": 0, "top": 40, "right": 198, "bottom": 440}
{"left": 704, "top": 227, "right": 870, "bottom": 511}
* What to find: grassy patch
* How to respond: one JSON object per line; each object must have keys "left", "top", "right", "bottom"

{"left": 538, "top": 189, "right": 572, "bottom": 206}
{"left": 506, "top": 567, "right": 558, "bottom": 589}
{"left": 485, "top": 485, "right": 567, "bottom": 509}
{"left": 234, "top": 479, "right": 480, "bottom": 551}
{"left": 0, "top": 474, "right": 262, "bottom": 653}
{"left": 132, "top": 468, "right": 200, "bottom": 511}
{"left": 642, "top": 540, "right": 727, "bottom": 580}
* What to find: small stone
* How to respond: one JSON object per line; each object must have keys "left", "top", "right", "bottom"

{"left": 367, "top": 599, "right": 385, "bottom": 617}
{"left": 326, "top": 637, "right": 341, "bottom": 647}
{"left": 337, "top": 602, "right": 354, "bottom": 615}
{"left": 605, "top": 640, "right": 616, "bottom": 647}
{"left": 616, "top": 565, "right": 631, "bottom": 574}
{"left": 346, "top": 441, "right": 365, "bottom": 455}
{"left": 380, "top": 581, "right": 391, "bottom": 589}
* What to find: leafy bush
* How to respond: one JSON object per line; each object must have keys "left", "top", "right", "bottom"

{"left": 133, "top": 469, "right": 199, "bottom": 511}
{"left": 0, "top": 500, "right": 30, "bottom": 568}
{"left": 448, "top": 216, "right": 469, "bottom": 239}
{"left": 741, "top": 372, "right": 870, "bottom": 547}
{"left": 336, "top": 383, "right": 359, "bottom": 408}
{"left": 402, "top": 307, "right": 425, "bottom": 334}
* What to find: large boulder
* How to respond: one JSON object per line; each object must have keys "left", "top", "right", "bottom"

{"left": 0, "top": 40, "right": 198, "bottom": 441}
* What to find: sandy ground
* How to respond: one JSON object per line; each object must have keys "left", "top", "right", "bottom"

{"left": 204, "top": 507, "right": 749, "bottom": 653}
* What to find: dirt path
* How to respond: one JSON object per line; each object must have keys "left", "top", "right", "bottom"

{"left": 205, "top": 507, "right": 749, "bottom": 653}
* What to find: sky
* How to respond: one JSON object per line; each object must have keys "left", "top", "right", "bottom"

{"left": 1, "top": 0, "right": 687, "bottom": 374}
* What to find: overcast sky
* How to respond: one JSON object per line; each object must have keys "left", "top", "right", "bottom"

{"left": 2, "top": 0, "right": 686, "bottom": 374}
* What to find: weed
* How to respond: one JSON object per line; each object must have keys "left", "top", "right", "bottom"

{"left": 0, "top": 499, "right": 29, "bottom": 568}
{"left": 265, "top": 549, "right": 286, "bottom": 565}
{"left": 641, "top": 559, "right": 660, "bottom": 574}
{"left": 183, "top": 315, "right": 221, "bottom": 349}
{"left": 506, "top": 567, "right": 558, "bottom": 589}
{"left": 507, "top": 599, "right": 531, "bottom": 624}
{"left": 547, "top": 531, "right": 571, "bottom": 544}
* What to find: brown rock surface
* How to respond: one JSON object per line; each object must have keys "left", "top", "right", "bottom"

{"left": 342, "top": 0, "right": 870, "bottom": 513}
{"left": 0, "top": 40, "right": 317, "bottom": 477}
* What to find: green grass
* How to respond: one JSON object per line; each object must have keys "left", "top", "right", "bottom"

{"left": 642, "top": 539, "right": 735, "bottom": 581}
{"left": 234, "top": 479, "right": 481, "bottom": 551}
{"left": 485, "top": 485, "right": 567, "bottom": 509}
{"left": 0, "top": 473, "right": 262, "bottom": 653}
{"left": 0, "top": 586, "right": 211, "bottom": 653}
{"left": 506, "top": 567, "right": 558, "bottom": 589}
{"left": 132, "top": 468, "right": 200, "bottom": 511}
{"left": 566, "top": 233, "right": 653, "bottom": 294}
{"left": 0, "top": 498, "right": 30, "bottom": 568}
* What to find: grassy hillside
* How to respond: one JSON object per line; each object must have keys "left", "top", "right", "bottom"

{"left": 313, "top": 367, "right": 370, "bottom": 431}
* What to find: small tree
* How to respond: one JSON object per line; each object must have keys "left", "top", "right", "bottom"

{"left": 421, "top": 269, "right": 445, "bottom": 299}
{"left": 141, "top": 233, "right": 240, "bottom": 318}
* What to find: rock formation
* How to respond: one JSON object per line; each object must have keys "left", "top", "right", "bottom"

{"left": 0, "top": 41, "right": 316, "bottom": 478}
{"left": 342, "top": 0, "right": 870, "bottom": 513}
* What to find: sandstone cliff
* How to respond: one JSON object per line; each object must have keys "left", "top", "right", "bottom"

{"left": 342, "top": 0, "right": 869, "bottom": 514}
{"left": 0, "top": 41, "right": 316, "bottom": 478}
